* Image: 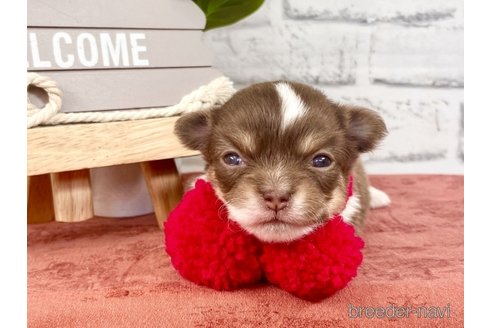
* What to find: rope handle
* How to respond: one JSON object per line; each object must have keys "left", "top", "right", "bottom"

{"left": 26, "top": 72, "right": 235, "bottom": 128}
{"left": 27, "top": 72, "right": 63, "bottom": 128}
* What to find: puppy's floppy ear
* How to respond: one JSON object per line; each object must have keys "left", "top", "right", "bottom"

{"left": 344, "top": 105, "right": 388, "bottom": 153}
{"left": 174, "top": 109, "right": 212, "bottom": 151}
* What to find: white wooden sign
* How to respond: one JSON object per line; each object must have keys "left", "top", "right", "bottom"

{"left": 27, "top": 0, "right": 222, "bottom": 113}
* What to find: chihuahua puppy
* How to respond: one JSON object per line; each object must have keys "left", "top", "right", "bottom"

{"left": 175, "top": 81, "right": 390, "bottom": 243}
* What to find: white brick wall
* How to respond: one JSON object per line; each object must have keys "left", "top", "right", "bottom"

{"left": 204, "top": 24, "right": 358, "bottom": 85}
{"left": 370, "top": 27, "right": 463, "bottom": 87}
{"left": 197, "top": 0, "right": 464, "bottom": 174}
{"left": 284, "top": 0, "right": 462, "bottom": 26}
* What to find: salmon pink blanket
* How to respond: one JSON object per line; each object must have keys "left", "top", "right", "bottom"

{"left": 27, "top": 175, "right": 463, "bottom": 327}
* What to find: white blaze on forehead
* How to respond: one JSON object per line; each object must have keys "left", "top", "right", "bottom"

{"left": 275, "top": 82, "right": 308, "bottom": 130}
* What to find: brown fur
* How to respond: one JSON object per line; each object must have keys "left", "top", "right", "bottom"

{"left": 352, "top": 158, "right": 371, "bottom": 230}
{"left": 175, "top": 81, "right": 387, "bottom": 241}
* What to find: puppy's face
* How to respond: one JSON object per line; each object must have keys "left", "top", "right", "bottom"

{"left": 175, "top": 81, "right": 386, "bottom": 242}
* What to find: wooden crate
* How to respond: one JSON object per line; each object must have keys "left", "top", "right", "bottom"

{"left": 27, "top": 0, "right": 221, "bottom": 112}
{"left": 27, "top": 0, "right": 218, "bottom": 227}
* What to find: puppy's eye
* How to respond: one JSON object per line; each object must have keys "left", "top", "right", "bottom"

{"left": 223, "top": 152, "right": 244, "bottom": 166}
{"left": 312, "top": 154, "right": 332, "bottom": 168}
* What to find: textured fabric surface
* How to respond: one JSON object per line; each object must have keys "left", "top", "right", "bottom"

{"left": 27, "top": 175, "right": 464, "bottom": 327}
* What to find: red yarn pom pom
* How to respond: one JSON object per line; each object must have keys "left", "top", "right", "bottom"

{"left": 260, "top": 217, "right": 364, "bottom": 301}
{"left": 164, "top": 179, "right": 364, "bottom": 301}
{"left": 164, "top": 180, "right": 263, "bottom": 290}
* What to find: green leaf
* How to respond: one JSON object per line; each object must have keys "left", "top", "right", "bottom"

{"left": 193, "top": 0, "right": 210, "bottom": 13}
{"left": 193, "top": 0, "right": 264, "bottom": 31}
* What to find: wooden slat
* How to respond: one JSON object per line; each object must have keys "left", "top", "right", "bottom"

{"left": 28, "top": 116, "right": 199, "bottom": 176}
{"left": 27, "top": 68, "right": 222, "bottom": 112}
{"left": 50, "top": 169, "right": 94, "bottom": 222}
{"left": 141, "top": 159, "right": 184, "bottom": 229}
{"left": 27, "top": 174, "right": 55, "bottom": 224}
{"left": 28, "top": 0, "right": 205, "bottom": 30}
{"left": 27, "top": 29, "right": 213, "bottom": 71}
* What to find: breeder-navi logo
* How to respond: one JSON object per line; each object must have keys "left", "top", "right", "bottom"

{"left": 348, "top": 303, "right": 451, "bottom": 319}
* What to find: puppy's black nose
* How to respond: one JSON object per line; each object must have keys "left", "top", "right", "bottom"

{"left": 263, "top": 191, "right": 290, "bottom": 212}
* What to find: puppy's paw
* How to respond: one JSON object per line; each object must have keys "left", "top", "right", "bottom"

{"left": 369, "top": 186, "right": 391, "bottom": 208}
